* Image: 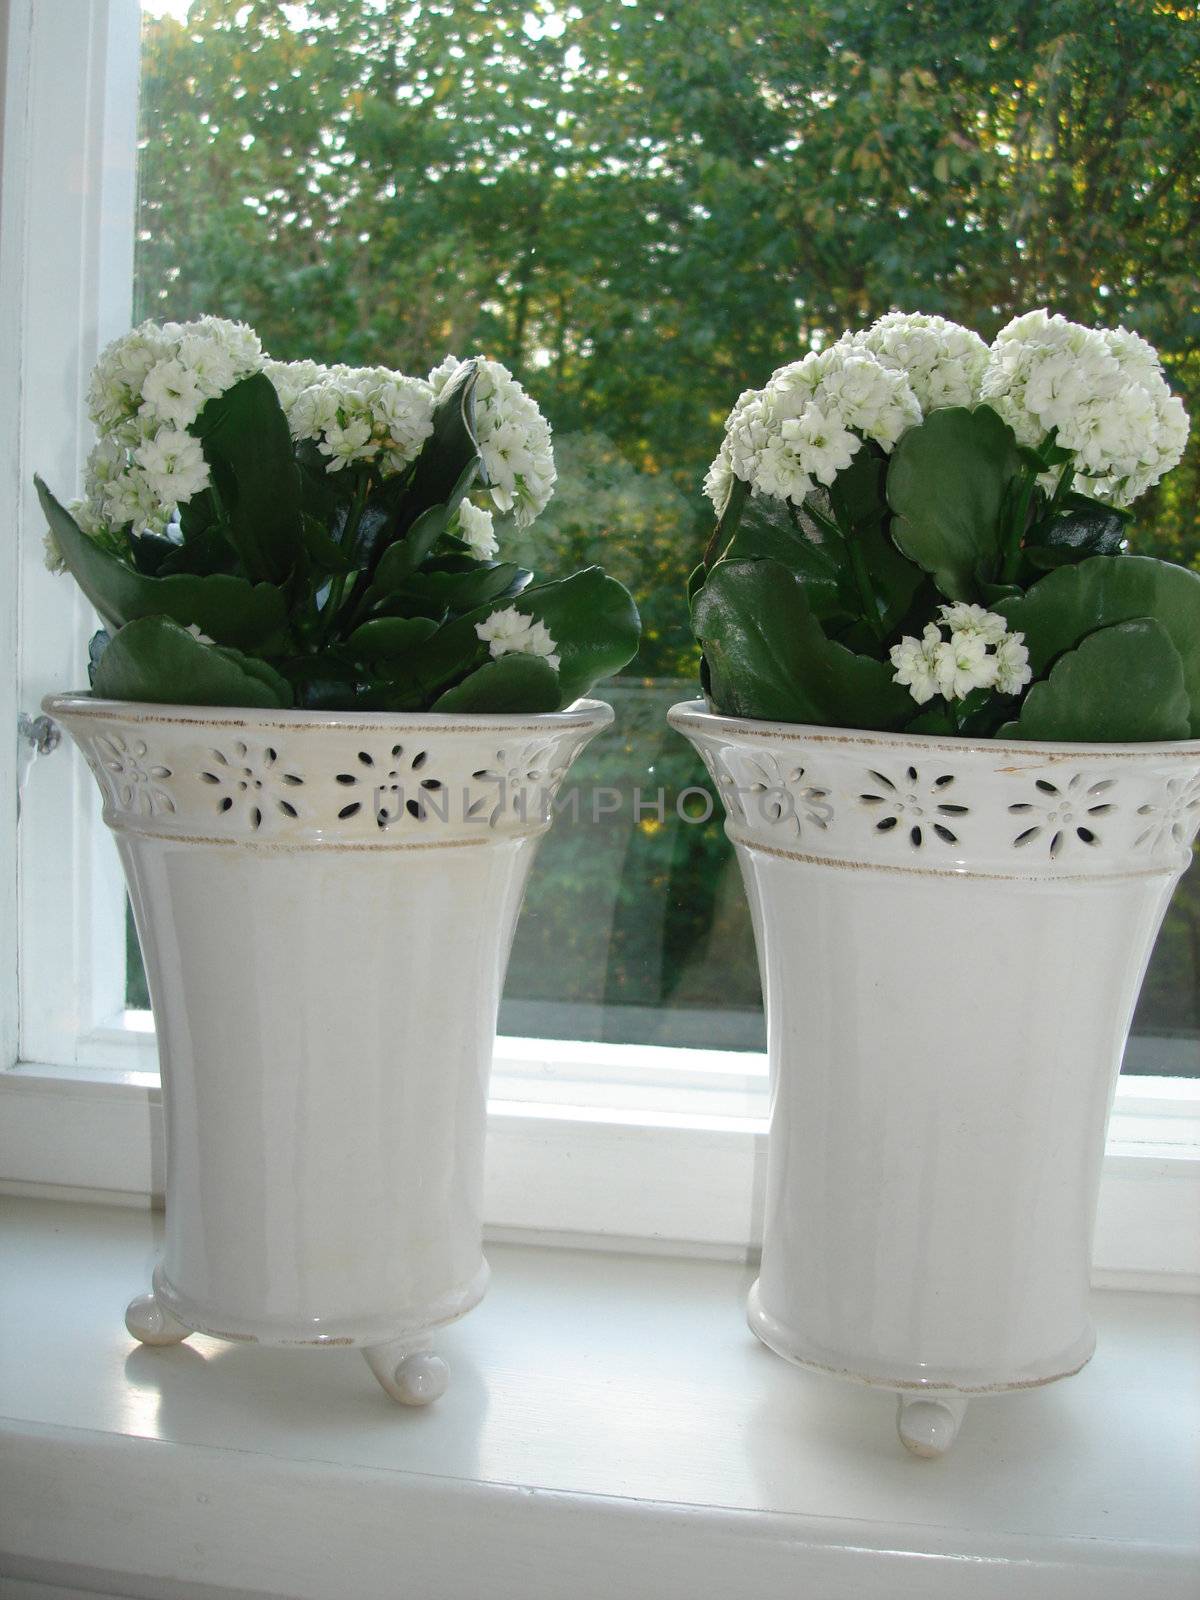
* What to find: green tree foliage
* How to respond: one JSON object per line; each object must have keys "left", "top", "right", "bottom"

{"left": 137, "top": 0, "right": 1199, "bottom": 601}
{"left": 133, "top": 0, "right": 1200, "bottom": 1054}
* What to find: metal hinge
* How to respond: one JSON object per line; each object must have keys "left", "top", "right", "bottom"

{"left": 17, "top": 711, "right": 61, "bottom": 812}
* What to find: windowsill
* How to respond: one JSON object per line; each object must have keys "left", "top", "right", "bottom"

{"left": 0, "top": 1198, "right": 1197, "bottom": 1600}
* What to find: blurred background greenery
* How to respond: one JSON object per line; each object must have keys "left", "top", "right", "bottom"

{"left": 127, "top": 0, "right": 1200, "bottom": 1066}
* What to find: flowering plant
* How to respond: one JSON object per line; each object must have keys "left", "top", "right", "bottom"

{"left": 39, "top": 316, "right": 639, "bottom": 712}
{"left": 692, "top": 310, "right": 1197, "bottom": 742}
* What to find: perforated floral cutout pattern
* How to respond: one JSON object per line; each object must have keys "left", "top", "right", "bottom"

{"left": 332, "top": 745, "right": 443, "bottom": 829}
{"left": 734, "top": 753, "right": 832, "bottom": 838}
{"left": 90, "top": 733, "right": 175, "bottom": 816}
{"left": 1009, "top": 774, "right": 1116, "bottom": 858}
{"left": 199, "top": 742, "right": 305, "bottom": 830}
{"left": 55, "top": 702, "right": 612, "bottom": 848}
{"left": 857, "top": 765, "right": 972, "bottom": 850}
{"left": 675, "top": 708, "right": 1200, "bottom": 879}
{"left": 467, "top": 740, "right": 567, "bottom": 827}
{"left": 1134, "top": 773, "right": 1200, "bottom": 854}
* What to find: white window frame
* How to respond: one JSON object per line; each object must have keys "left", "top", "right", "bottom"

{"left": 1, "top": 0, "right": 1198, "bottom": 1289}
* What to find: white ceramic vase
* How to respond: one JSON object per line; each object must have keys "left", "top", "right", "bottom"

{"left": 669, "top": 699, "right": 1200, "bottom": 1456}
{"left": 48, "top": 694, "right": 611, "bottom": 1404}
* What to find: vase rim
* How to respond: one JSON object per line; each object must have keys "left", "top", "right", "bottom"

{"left": 667, "top": 697, "right": 1200, "bottom": 762}
{"left": 43, "top": 693, "right": 615, "bottom": 737}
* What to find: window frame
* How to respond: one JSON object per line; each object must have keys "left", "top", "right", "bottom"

{"left": 3, "top": 0, "right": 137, "bottom": 1072}
{"left": 1, "top": 0, "right": 1197, "bottom": 1289}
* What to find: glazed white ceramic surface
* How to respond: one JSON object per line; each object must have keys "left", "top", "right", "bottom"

{"left": 48, "top": 694, "right": 611, "bottom": 1400}
{"left": 669, "top": 699, "right": 1200, "bottom": 1453}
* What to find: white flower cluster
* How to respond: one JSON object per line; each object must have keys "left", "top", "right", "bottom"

{"left": 88, "top": 315, "right": 262, "bottom": 439}
{"left": 475, "top": 606, "right": 560, "bottom": 671}
{"left": 429, "top": 356, "right": 556, "bottom": 528}
{"left": 61, "top": 318, "right": 561, "bottom": 573}
{"left": 852, "top": 311, "right": 987, "bottom": 413}
{"left": 889, "top": 604, "right": 1032, "bottom": 705}
{"left": 703, "top": 339, "right": 923, "bottom": 513}
{"left": 455, "top": 499, "right": 499, "bottom": 560}
{"left": 979, "top": 310, "right": 1189, "bottom": 507}
{"left": 73, "top": 316, "right": 264, "bottom": 537}
{"left": 266, "top": 360, "right": 435, "bottom": 477}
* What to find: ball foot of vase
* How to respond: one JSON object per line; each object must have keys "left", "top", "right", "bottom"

{"left": 671, "top": 699, "right": 1200, "bottom": 1455}
{"left": 125, "top": 1289, "right": 190, "bottom": 1347}
{"left": 896, "top": 1393, "right": 968, "bottom": 1458}
{"left": 126, "top": 1280, "right": 458, "bottom": 1405}
{"left": 363, "top": 1339, "right": 450, "bottom": 1405}
{"left": 52, "top": 695, "right": 612, "bottom": 1409}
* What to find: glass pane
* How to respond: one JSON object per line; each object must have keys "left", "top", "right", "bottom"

{"left": 127, "top": 0, "right": 1198, "bottom": 1076}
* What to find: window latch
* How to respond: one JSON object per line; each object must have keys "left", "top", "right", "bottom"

{"left": 17, "top": 712, "right": 62, "bottom": 813}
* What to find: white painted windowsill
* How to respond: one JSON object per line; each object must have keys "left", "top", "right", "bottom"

{"left": 0, "top": 1198, "right": 1197, "bottom": 1600}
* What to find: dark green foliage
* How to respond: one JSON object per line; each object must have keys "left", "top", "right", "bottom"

{"left": 998, "top": 558, "right": 1200, "bottom": 736}
{"left": 713, "top": 494, "right": 849, "bottom": 626}
{"left": 887, "top": 406, "right": 1024, "bottom": 600}
{"left": 692, "top": 410, "right": 1199, "bottom": 743}
{"left": 691, "top": 559, "right": 911, "bottom": 729}
{"left": 189, "top": 372, "right": 302, "bottom": 585}
{"left": 432, "top": 654, "right": 562, "bottom": 713}
{"left": 511, "top": 569, "right": 643, "bottom": 708}
{"left": 38, "top": 478, "right": 288, "bottom": 650}
{"left": 343, "top": 616, "right": 439, "bottom": 663}
{"left": 43, "top": 370, "right": 639, "bottom": 712}
{"left": 91, "top": 616, "right": 292, "bottom": 709}
{"left": 1002, "top": 620, "right": 1190, "bottom": 743}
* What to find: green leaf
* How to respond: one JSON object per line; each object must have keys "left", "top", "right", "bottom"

{"left": 691, "top": 558, "right": 913, "bottom": 729}
{"left": 828, "top": 441, "right": 888, "bottom": 531}
{"left": 431, "top": 653, "right": 562, "bottom": 713}
{"left": 178, "top": 483, "right": 218, "bottom": 542}
{"left": 91, "top": 616, "right": 292, "bottom": 708}
{"left": 391, "top": 562, "right": 530, "bottom": 616}
{"left": 189, "top": 372, "right": 303, "bottom": 586}
{"left": 286, "top": 659, "right": 364, "bottom": 711}
{"left": 829, "top": 445, "right": 931, "bottom": 634}
{"left": 907, "top": 704, "right": 956, "bottom": 735}
{"left": 853, "top": 517, "right": 929, "bottom": 635}
{"left": 395, "top": 363, "right": 481, "bottom": 540}
{"left": 1038, "top": 437, "right": 1075, "bottom": 469}
{"left": 128, "top": 530, "right": 182, "bottom": 576}
{"left": 1050, "top": 497, "right": 1127, "bottom": 549}
{"left": 1024, "top": 502, "right": 1127, "bottom": 572}
{"left": 512, "top": 566, "right": 641, "bottom": 705}
{"left": 37, "top": 478, "right": 289, "bottom": 650}
{"left": 358, "top": 501, "right": 454, "bottom": 613}
{"left": 344, "top": 616, "right": 439, "bottom": 661}
{"left": 227, "top": 651, "right": 295, "bottom": 705}
{"left": 997, "top": 555, "right": 1200, "bottom": 735}
{"left": 887, "top": 405, "right": 1023, "bottom": 600}
{"left": 342, "top": 501, "right": 393, "bottom": 568}
{"left": 716, "top": 493, "right": 847, "bottom": 623}
{"left": 1021, "top": 547, "right": 1076, "bottom": 573}
{"left": 301, "top": 513, "right": 357, "bottom": 575}
{"left": 980, "top": 581, "right": 1023, "bottom": 605}
{"left": 353, "top": 667, "right": 429, "bottom": 713}
{"left": 702, "top": 473, "right": 749, "bottom": 567}
{"left": 352, "top": 460, "right": 483, "bottom": 628}
{"left": 294, "top": 436, "right": 350, "bottom": 526}
{"left": 156, "top": 522, "right": 239, "bottom": 577}
{"left": 1009, "top": 619, "right": 1189, "bottom": 742}
{"left": 379, "top": 564, "right": 639, "bottom": 711}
